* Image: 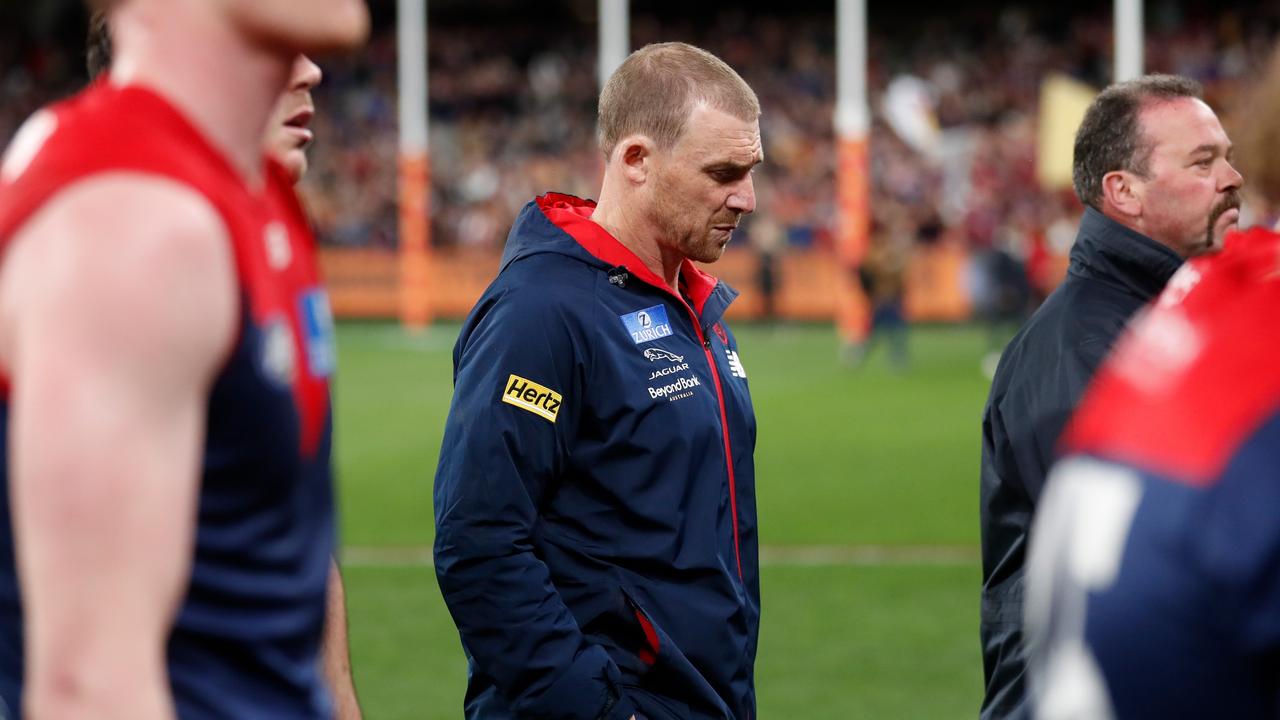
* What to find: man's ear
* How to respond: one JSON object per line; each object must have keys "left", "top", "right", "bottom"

{"left": 1101, "top": 169, "right": 1143, "bottom": 219}
{"left": 611, "top": 134, "right": 654, "bottom": 185}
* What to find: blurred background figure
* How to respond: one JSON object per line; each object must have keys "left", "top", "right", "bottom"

{"left": 846, "top": 224, "right": 911, "bottom": 370}
{"left": 749, "top": 209, "right": 786, "bottom": 322}
{"left": 1026, "top": 45, "right": 1280, "bottom": 719}
{"left": 969, "top": 241, "right": 1033, "bottom": 379}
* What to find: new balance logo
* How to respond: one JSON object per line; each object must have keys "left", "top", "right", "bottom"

{"left": 502, "top": 374, "right": 562, "bottom": 423}
{"left": 726, "top": 349, "right": 747, "bottom": 379}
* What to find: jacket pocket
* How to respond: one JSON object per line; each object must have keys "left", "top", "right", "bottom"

{"left": 618, "top": 587, "right": 733, "bottom": 719}
{"left": 619, "top": 683, "right": 691, "bottom": 720}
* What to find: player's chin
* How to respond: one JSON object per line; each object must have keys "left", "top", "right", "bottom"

{"left": 690, "top": 238, "right": 730, "bottom": 264}
{"left": 277, "top": 150, "right": 308, "bottom": 184}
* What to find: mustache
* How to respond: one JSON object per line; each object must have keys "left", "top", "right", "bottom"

{"left": 1211, "top": 189, "right": 1242, "bottom": 220}
{"left": 1205, "top": 190, "right": 1242, "bottom": 247}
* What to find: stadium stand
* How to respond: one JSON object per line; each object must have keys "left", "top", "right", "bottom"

{"left": 4, "top": 0, "right": 1278, "bottom": 319}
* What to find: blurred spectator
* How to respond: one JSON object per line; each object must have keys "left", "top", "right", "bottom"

{"left": 847, "top": 226, "right": 911, "bottom": 370}
{"left": 748, "top": 210, "right": 786, "bottom": 320}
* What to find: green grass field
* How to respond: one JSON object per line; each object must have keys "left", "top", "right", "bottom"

{"left": 333, "top": 322, "right": 993, "bottom": 719}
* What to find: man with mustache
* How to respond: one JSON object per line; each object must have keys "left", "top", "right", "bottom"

{"left": 979, "top": 74, "right": 1242, "bottom": 720}
{"left": 434, "top": 42, "right": 762, "bottom": 719}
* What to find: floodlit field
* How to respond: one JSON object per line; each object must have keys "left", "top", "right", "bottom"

{"left": 334, "top": 321, "right": 993, "bottom": 719}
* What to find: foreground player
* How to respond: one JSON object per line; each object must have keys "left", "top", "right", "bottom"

{"left": 84, "top": 19, "right": 362, "bottom": 717}
{"left": 435, "top": 43, "right": 761, "bottom": 719}
{"left": 1025, "top": 53, "right": 1280, "bottom": 719}
{"left": 0, "top": 0, "right": 367, "bottom": 716}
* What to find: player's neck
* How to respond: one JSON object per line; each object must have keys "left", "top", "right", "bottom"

{"left": 110, "top": 5, "right": 290, "bottom": 190}
{"left": 592, "top": 188, "right": 684, "bottom": 295}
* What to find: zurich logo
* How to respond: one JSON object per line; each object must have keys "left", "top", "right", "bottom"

{"left": 619, "top": 305, "right": 673, "bottom": 344}
{"left": 643, "top": 348, "right": 684, "bottom": 363}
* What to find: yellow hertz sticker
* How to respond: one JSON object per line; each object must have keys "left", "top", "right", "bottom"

{"left": 501, "top": 374, "right": 562, "bottom": 423}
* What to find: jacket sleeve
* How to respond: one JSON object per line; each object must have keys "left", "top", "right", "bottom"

{"left": 433, "top": 287, "right": 636, "bottom": 720}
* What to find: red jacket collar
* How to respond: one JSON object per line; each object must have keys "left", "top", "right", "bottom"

{"left": 536, "top": 192, "right": 719, "bottom": 315}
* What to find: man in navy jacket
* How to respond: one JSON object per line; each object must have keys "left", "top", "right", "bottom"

{"left": 435, "top": 42, "right": 762, "bottom": 720}
{"left": 979, "top": 75, "right": 1243, "bottom": 718}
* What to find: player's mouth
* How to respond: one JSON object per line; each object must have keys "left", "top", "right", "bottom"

{"left": 283, "top": 107, "right": 315, "bottom": 148}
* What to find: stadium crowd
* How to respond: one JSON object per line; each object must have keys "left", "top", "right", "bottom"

{"left": 3, "top": 1, "right": 1279, "bottom": 292}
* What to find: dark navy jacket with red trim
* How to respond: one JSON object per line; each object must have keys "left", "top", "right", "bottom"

{"left": 434, "top": 193, "right": 759, "bottom": 720}
{"left": 1025, "top": 227, "right": 1280, "bottom": 719}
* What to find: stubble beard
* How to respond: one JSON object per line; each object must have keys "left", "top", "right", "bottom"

{"left": 651, "top": 185, "right": 725, "bottom": 264}
{"left": 682, "top": 229, "right": 730, "bottom": 264}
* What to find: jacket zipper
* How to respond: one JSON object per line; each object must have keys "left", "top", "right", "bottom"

{"left": 678, "top": 301, "right": 744, "bottom": 581}
{"left": 696, "top": 322, "right": 747, "bottom": 579}
{"left": 616, "top": 272, "right": 745, "bottom": 581}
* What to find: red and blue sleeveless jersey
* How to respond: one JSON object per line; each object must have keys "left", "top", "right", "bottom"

{"left": 1026, "top": 227, "right": 1280, "bottom": 719}
{"left": 0, "top": 82, "right": 337, "bottom": 718}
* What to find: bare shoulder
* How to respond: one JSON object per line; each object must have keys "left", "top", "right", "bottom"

{"left": 0, "top": 173, "right": 239, "bottom": 379}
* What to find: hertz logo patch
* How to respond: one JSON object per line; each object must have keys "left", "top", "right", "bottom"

{"left": 502, "top": 374, "right": 562, "bottom": 423}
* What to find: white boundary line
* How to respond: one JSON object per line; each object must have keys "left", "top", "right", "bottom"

{"left": 341, "top": 545, "right": 979, "bottom": 568}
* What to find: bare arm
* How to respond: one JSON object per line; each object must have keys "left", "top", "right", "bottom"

{"left": 321, "top": 559, "right": 362, "bottom": 720}
{"left": 0, "top": 175, "right": 237, "bottom": 719}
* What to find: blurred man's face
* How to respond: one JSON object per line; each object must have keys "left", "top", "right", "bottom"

{"left": 1131, "top": 97, "right": 1243, "bottom": 257}
{"left": 265, "top": 55, "right": 321, "bottom": 183}
{"left": 647, "top": 104, "right": 763, "bottom": 264}
{"left": 219, "top": 0, "right": 369, "bottom": 54}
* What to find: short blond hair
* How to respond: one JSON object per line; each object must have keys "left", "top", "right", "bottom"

{"left": 597, "top": 42, "right": 760, "bottom": 158}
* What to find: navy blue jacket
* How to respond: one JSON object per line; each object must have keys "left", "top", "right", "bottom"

{"left": 434, "top": 193, "right": 759, "bottom": 720}
{"left": 979, "top": 207, "right": 1181, "bottom": 719}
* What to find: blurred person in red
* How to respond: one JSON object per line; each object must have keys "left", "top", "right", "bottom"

{"left": 86, "top": 12, "right": 324, "bottom": 185}
{"left": 0, "top": 0, "right": 367, "bottom": 717}
{"left": 84, "top": 12, "right": 363, "bottom": 717}
{"left": 979, "top": 74, "right": 1243, "bottom": 720}
{"left": 1025, "top": 48, "right": 1280, "bottom": 719}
